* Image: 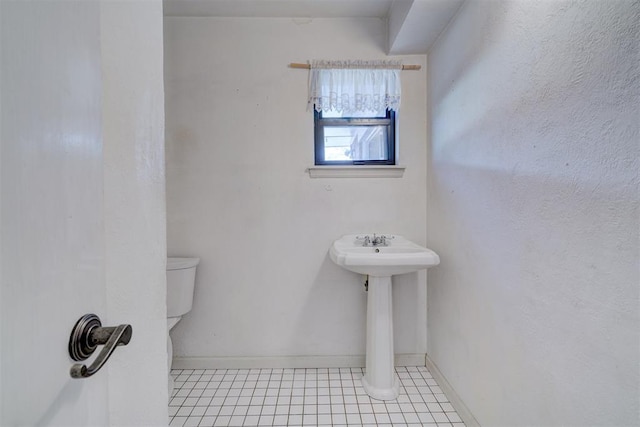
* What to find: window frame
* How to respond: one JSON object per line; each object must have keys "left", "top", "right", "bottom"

{"left": 313, "top": 108, "right": 396, "bottom": 166}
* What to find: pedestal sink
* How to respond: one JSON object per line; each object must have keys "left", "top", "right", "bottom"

{"left": 329, "top": 234, "right": 440, "bottom": 400}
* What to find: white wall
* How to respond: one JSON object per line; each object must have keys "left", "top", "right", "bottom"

{"left": 102, "top": 1, "right": 168, "bottom": 424}
{"left": 427, "top": 0, "right": 639, "bottom": 425}
{"left": 164, "top": 17, "right": 428, "bottom": 364}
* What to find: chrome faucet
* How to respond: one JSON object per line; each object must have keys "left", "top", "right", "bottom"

{"left": 371, "top": 234, "right": 386, "bottom": 246}
{"left": 360, "top": 234, "right": 389, "bottom": 247}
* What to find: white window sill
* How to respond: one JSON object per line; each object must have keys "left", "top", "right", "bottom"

{"left": 307, "top": 165, "right": 406, "bottom": 178}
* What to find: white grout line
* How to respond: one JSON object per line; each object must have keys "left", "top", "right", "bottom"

{"left": 170, "top": 366, "right": 467, "bottom": 427}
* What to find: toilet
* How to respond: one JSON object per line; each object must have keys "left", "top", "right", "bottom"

{"left": 166, "top": 257, "right": 199, "bottom": 395}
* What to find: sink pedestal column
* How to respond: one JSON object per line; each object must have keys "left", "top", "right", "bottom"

{"left": 362, "top": 275, "right": 399, "bottom": 400}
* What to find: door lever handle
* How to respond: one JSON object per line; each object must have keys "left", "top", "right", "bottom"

{"left": 68, "top": 314, "right": 133, "bottom": 379}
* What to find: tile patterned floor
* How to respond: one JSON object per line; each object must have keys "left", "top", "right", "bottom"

{"left": 169, "top": 366, "right": 465, "bottom": 426}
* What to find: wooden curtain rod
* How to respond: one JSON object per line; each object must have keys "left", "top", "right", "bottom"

{"left": 289, "top": 63, "right": 421, "bottom": 71}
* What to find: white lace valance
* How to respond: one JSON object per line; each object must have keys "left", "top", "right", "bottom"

{"left": 308, "top": 60, "right": 402, "bottom": 114}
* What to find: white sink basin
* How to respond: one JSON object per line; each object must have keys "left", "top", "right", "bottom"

{"left": 329, "top": 234, "right": 440, "bottom": 276}
{"left": 329, "top": 234, "right": 440, "bottom": 401}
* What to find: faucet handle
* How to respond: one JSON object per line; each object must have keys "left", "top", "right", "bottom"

{"left": 355, "top": 235, "right": 371, "bottom": 246}
{"left": 377, "top": 235, "right": 394, "bottom": 246}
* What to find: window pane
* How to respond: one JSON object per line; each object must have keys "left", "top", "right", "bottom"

{"left": 323, "top": 126, "right": 389, "bottom": 161}
{"left": 322, "top": 108, "right": 388, "bottom": 119}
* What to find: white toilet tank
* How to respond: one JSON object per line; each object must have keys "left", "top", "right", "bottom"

{"left": 167, "top": 257, "right": 200, "bottom": 318}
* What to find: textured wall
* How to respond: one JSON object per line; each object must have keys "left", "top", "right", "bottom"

{"left": 102, "top": 1, "right": 168, "bottom": 424}
{"left": 427, "top": 0, "right": 639, "bottom": 425}
{"left": 164, "top": 17, "right": 428, "bottom": 363}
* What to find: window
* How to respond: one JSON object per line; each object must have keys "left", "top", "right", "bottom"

{"left": 308, "top": 60, "right": 402, "bottom": 167}
{"left": 314, "top": 108, "right": 396, "bottom": 165}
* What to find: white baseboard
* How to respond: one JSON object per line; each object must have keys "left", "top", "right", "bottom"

{"left": 425, "top": 353, "right": 480, "bottom": 427}
{"left": 172, "top": 353, "right": 426, "bottom": 370}
{"left": 395, "top": 353, "right": 426, "bottom": 367}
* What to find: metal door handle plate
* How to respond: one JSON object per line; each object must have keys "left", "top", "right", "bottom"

{"left": 68, "top": 314, "right": 132, "bottom": 379}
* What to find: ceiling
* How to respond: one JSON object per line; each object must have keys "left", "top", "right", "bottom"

{"left": 163, "top": 0, "right": 394, "bottom": 18}
{"left": 162, "top": 0, "right": 465, "bottom": 54}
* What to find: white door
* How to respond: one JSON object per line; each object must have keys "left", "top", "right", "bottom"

{"left": 1, "top": 1, "right": 167, "bottom": 425}
{"left": 1, "top": 1, "right": 109, "bottom": 425}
